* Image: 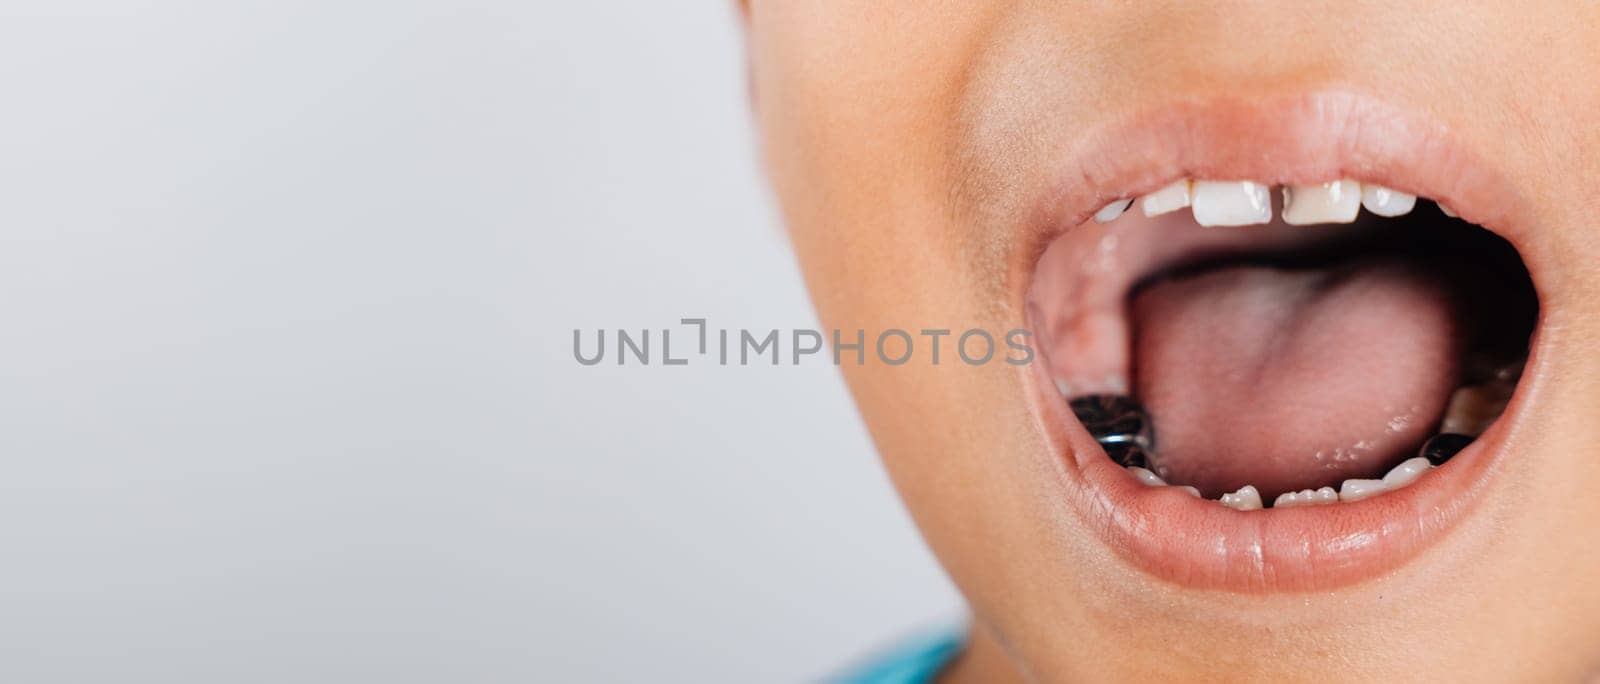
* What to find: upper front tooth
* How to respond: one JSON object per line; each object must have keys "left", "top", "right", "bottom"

{"left": 1141, "top": 179, "right": 1192, "bottom": 217}
{"left": 1382, "top": 456, "right": 1433, "bottom": 489}
{"left": 1191, "top": 180, "right": 1272, "bottom": 226}
{"left": 1438, "top": 202, "right": 1459, "bottom": 218}
{"left": 1218, "top": 485, "right": 1263, "bottom": 511}
{"left": 1094, "top": 199, "right": 1133, "bottom": 223}
{"left": 1361, "top": 185, "right": 1417, "bottom": 217}
{"left": 1282, "top": 179, "right": 1362, "bottom": 225}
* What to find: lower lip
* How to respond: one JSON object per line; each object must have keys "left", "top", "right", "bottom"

{"left": 1026, "top": 350, "right": 1507, "bottom": 592}
{"left": 1018, "top": 91, "right": 1528, "bottom": 592}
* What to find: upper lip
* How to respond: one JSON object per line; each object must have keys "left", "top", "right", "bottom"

{"left": 1016, "top": 90, "right": 1545, "bottom": 592}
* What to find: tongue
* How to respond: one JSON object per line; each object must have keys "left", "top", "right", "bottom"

{"left": 1132, "top": 259, "right": 1463, "bottom": 500}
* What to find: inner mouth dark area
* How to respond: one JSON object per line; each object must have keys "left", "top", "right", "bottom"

{"left": 1127, "top": 206, "right": 1536, "bottom": 499}
{"left": 1130, "top": 207, "right": 1537, "bottom": 374}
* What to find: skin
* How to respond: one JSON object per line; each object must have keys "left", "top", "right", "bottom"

{"left": 740, "top": 3, "right": 1600, "bottom": 681}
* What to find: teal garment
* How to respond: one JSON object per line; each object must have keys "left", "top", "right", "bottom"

{"left": 827, "top": 630, "right": 963, "bottom": 684}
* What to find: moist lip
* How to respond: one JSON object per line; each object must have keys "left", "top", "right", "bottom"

{"left": 1015, "top": 91, "right": 1543, "bottom": 592}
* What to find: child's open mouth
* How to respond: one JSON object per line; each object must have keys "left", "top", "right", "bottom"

{"left": 1033, "top": 185, "right": 1533, "bottom": 506}
{"left": 1017, "top": 91, "right": 1546, "bottom": 591}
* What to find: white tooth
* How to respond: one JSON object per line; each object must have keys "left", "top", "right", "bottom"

{"left": 1126, "top": 466, "right": 1167, "bottom": 487}
{"left": 1360, "top": 185, "right": 1417, "bottom": 217}
{"left": 1282, "top": 179, "right": 1362, "bottom": 225}
{"left": 1125, "top": 467, "right": 1204, "bottom": 498}
{"left": 1382, "top": 456, "right": 1433, "bottom": 489}
{"left": 1438, "top": 202, "right": 1458, "bottom": 218}
{"left": 1338, "top": 478, "right": 1388, "bottom": 503}
{"left": 1094, "top": 199, "right": 1133, "bottom": 223}
{"left": 1054, "top": 377, "right": 1073, "bottom": 398}
{"left": 1273, "top": 486, "right": 1339, "bottom": 508}
{"left": 1218, "top": 485, "right": 1263, "bottom": 511}
{"left": 1141, "top": 179, "right": 1192, "bottom": 217}
{"left": 1191, "top": 180, "right": 1272, "bottom": 226}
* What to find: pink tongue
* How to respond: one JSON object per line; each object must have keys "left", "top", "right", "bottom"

{"left": 1133, "top": 261, "right": 1462, "bottom": 500}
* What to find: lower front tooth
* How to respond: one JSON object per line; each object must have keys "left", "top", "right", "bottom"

{"left": 1338, "top": 478, "right": 1388, "bottom": 503}
{"left": 1191, "top": 180, "right": 1272, "bottom": 227}
{"left": 1219, "top": 485, "right": 1263, "bottom": 511}
{"left": 1273, "top": 486, "right": 1338, "bottom": 508}
{"left": 1282, "top": 179, "right": 1362, "bottom": 225}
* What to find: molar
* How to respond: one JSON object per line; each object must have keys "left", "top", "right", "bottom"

{"left": 1441, "top": 382, "right": 1513, "bottom": 436}
{"left": 1191, "top": 180, "right": 1272, "bottom": 227}
{"left": 1282, "top": 179, "right": 1362, "bottom": 225}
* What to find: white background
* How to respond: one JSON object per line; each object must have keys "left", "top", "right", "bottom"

{"left": 0, "top": 2, "right": 962, "bottom": 682}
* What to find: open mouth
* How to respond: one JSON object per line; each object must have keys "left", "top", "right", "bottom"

{"left": 1018, "top": 92, "right": 1545, "bottom": 591}
{"left": 1033, "top": 183, "right": 1534, "bottom": 506}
